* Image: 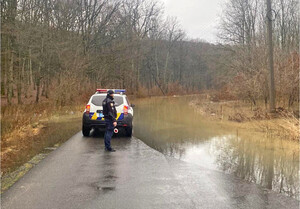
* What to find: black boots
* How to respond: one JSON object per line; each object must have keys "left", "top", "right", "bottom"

{"left": 105, "top": 148, "right": 116, "bottom": 152}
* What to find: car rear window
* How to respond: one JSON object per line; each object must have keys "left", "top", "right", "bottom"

{"left": 91, "top": 95, "right": 123, "bottom": 106}
{"left": 113, "top": 96, "right": 124, "bottom": 106}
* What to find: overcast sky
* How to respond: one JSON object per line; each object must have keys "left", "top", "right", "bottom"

{"left": 161, "top": 0, "right": 223, "bottom": 43}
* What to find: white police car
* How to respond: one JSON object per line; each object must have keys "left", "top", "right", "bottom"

{"left": 82, "top": 89, "right": 134, "bottom": 137}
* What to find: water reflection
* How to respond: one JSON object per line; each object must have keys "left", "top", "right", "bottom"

{"left": 211, "top": 134, "right": 299, "bottom": 199}
{"left": 133, "top": 96, "right": 299, "bottom": 199}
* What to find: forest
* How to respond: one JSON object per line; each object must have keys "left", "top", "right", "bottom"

{"left": 1, "top": 0, "right": 299, "bottom": 108}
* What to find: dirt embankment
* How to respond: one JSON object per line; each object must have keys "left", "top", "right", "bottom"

{"left": 189, "top": 98, "right": 299, "bottom": 141}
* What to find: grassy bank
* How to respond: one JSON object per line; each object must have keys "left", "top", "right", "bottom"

{"left": 189, "top": 97, "right": 299, "bottom": 141}
{"left": 1, "top": 103, "right": 84, "bottom": 176}
{"left": 1, "top": 115, "right": 82, "bottom": 192}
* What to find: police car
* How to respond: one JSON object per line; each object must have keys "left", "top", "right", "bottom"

{"left": 82, "top": 89, "right": 134, "bottom": 137}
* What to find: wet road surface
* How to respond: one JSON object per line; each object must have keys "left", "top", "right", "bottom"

{"left": 1, "top": 132, "right": 299, "bottom": 209}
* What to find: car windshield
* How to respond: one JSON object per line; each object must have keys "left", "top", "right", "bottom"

{"left": 91, "top": 95, "right": 123, "bottom": 106}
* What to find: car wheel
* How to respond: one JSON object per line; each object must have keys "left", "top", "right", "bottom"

{"left": 125, "top": 127, "right": 132, "bottom": 137}
{"left": 82, "top": 125, "right": 91, "bottom": 137}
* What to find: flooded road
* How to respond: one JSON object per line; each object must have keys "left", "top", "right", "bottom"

{"left": 2, "top": 105, "right": 299, "bottom": 208}
{"left": 133, "top": 96, "right": 299, "bottom": 199}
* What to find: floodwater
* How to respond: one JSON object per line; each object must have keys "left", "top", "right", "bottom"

{"left": 133, "top": 96, "right": 299, "bottom": 199}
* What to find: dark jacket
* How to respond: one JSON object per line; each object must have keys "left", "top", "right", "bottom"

{"left": 102, "top": 95, "right": 117, "bottom": 122}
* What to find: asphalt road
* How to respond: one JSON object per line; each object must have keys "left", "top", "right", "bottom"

{"left": 1, "top": 131, "right": 299, "bottom": 209}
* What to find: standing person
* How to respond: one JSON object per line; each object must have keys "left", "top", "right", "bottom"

{"left": 102, "top": 90, "right": 117, "bottom": 152}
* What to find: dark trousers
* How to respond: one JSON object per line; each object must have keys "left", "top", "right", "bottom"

{"left": 104, "top": 119, "right": 114, "bottom": 149}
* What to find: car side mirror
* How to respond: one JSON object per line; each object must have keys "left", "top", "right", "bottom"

{"left": 131, "top": 104, "right": 135, "bottom": 108}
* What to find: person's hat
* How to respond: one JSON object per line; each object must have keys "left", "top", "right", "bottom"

{"left": 107, "top": 89, "right": 114, "bottom": 95}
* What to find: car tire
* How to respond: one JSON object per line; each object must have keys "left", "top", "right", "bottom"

{"left": 125, "top": 127, "right": 132, "bottom": 137}
{"left": 82, "top": 125, "right": 91, "bottom": 137}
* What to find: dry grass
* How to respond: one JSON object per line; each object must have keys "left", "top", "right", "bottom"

{"left": 190, "top": 97, "right": 299, "bottom": 141}
{"left": 279, "top": 113, "right": 299, "bottom": 140}
{"left": 252, "top": 112, "right": 299, "bottom": 141}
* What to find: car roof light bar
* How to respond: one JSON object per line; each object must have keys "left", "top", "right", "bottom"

{"left": 96, "top": 89, "right": 126, "bottom": 94}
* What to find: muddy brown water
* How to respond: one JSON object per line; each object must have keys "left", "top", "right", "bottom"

{"left": 132, "top": 96, "right": 299, "bottom": 199}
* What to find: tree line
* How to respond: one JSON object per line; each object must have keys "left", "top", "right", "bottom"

{"left": 1, "top": 0, "right": 225, "bottom": 105}
{"left": 1, "top": 0, "right": 299, "bottom": 108}
{"left": 219, "top": 0, "right": 299, "bottom": 108}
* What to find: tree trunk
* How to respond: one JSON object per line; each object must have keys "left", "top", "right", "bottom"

{"left": 29, "top": 49, "right": 33, "bottom": 89}
{"left": 7, "top": 52, "right": 14, "bottom": 105}
{"left": 35, "top": 64, "right": 41, "bottom": 103}
{"left": 163, "top": 50, "right": 170, "bottom": 87}
{"left": 45, "top": 76, "right": 49, "bottom": 99}
{"left": 1, "top": 45, "right": 8, "bottom": 96}
{"left": 155, "top": 42, "right": 159, "bottom": 83}
{"left": 24, "top": 58, "right": 30, "bottom": 98}
{"left": 131, "top": 58, "right": 135, "bottom": 91}
{"left": 41, "top": 80, "right": 46, "bottom": 96}
{"left": 17, "top": 57, "right": 25, "bottom": 104}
